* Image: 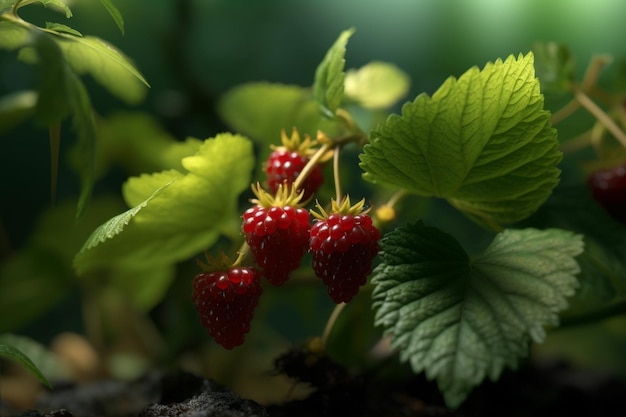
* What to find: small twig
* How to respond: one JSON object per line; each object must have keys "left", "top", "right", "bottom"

{"left": 573, "top": 87, "right": 626, "bottom": 149}
{"left": 292, "top": 142, "right": 332, "bottom": 192}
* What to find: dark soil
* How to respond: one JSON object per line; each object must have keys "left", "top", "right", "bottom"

{"left": 3, "top": 348, "right": 625, "bottom": 417}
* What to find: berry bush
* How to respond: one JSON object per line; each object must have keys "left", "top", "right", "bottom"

{"left": 2, "top": 3, "right": 626, "bottom": 411}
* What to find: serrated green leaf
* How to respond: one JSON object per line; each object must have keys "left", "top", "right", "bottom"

{"left": 0, "top": 90, "right": 37, "bottom": 132}
{"left": 74, "top": 133, "right": 254, "bottom": 274}
{"left": 46, "top": 22, "right": 81, "bottom": 36}
{"left": 79, "top": 179, "right": 175, "bottom": 253}
{"left": 344, "top": 61, "right": 410, "bottom": 109}
{"left": 53, "top": 33, "right": 149, "bottom": 104}
{"left": 532, "top": 41, "right": 575, "bottom": 94}
{"left": 313, "top": 28, "right": 354, "bottom": 118}
{"left": 372, "top": 221, "right": 583, "bottom": 408}
{"left": 218, "top": 82, "right": 340, "bottom": 161}
{"left": 98, "top": 0, "right": 124, "bottom": 35}
{"left": 0, "top": 341, "right": 53, "bottom": 388}
{"left": 360, "top": 53, "right": 561, "bottom": 228}
{"left": 0, "top": 20, "right": 31, "bottom": 50}
{"left": 522, "top": 185, "right": 626, "bottom": 321}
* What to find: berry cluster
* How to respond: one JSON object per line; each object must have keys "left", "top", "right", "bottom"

{"left": 191, "top": 129, "right": 381, "bottom": 349}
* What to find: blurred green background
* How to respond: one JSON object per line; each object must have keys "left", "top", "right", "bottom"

{"left": 2, "top": 0, "right": 626, "bottom": 404}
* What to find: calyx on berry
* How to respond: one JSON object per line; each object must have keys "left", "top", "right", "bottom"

{"left": 309, "top": 196, "right": 381, "bottom": 304}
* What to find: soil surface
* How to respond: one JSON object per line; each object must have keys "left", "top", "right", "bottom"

{"left": 2, "top": 348, "right": 625, "bottom": 417}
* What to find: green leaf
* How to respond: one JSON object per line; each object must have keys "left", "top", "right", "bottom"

{"left": 74, "top": 133, "right": 255, "bottom": 273}
{"left": 532, "top": 41, "right": 575, "bottom": 94}
{"left": 78, "top": 179, "right": 175, "bottom": 253}
{"left": 0, "top": 334, "right": 68, "bottom": 384}
{"left": 360, "top": 52, "right": 561, "bottom": 228}
{"left": 46, "top": 22, "right": 82, "bottom": 36}
{"left": 313, "top": 28, "right": 355, "bottom": 118}
{"left": 0, "top": 90, "right": 37, "bottom": 132}
{"left": 0, "top": 21, "right": 31, "bottom": 50}
{"left": 66, "top": 70, "right": 97, "bottom": 219}
{"left": 30, "top": 31, "right": 70, "bottom": 124}
{"left": 53, "top": 33, "right": 149, "bottom": 104}
{"left": 20, "top": 0, "right": 73, "bottom": 18}
{"left": 372, "top": 221, "right": 583, "bottom": 408}
{"left": 522, "top": 185, "right": 626, "bottom": 322}
{"left": 0, "top": 341, "right": 53, "bottom": 388}
{"left": 344, "top": 61, "right": 410, "bottom": 109}
{"left": 98, "top": 0, "right": 124, "bottom": 35}
{"left": 218, "top": 82, "right": 340, "bottom": 160}
{"left": 0, "top": 0, "right": 18, "bottom": 13}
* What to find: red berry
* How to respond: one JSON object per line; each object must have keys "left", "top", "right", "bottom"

{"left": 243, "top": 184, "right": 311, "bottom": 285}
{"left": 192, "top": 267, "right": 262, "bottom": 349}
{"left": 587, "top": 163, "right": 626, "bottom": 224}
{"left": 265, "top": 149, "right": 324, "bottom": 201}
{"left": 310, "top": 198, "right": 380, "bottom": 304}
{"left": 264, "top": 128, "right": 326, "bottom": 201}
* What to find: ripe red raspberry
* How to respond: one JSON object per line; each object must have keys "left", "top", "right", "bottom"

{"left": 192, "top": 266, "right": 262, "bottom": 350}
{"left": 310, "top": 197, "right": 380, "bottom": 303}
{"left": 242, "top": 184, "right": 311, "bottom": 285}
{"left": 587, "top": 163, "right": 626, "bottom": 224}
{"left": 265, "top": 128, "right": 325, "bottom": 201}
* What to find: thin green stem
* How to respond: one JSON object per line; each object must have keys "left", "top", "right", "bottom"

{"left": 333, "top": 145, "right": 343, "bottom": 202}
{"left": 321, "top": 302, "right": 347, "bottom": 346}
{"left": 292, "top": 142, "right": 332, "bottom": 192}
{"left": 573, "top": 87, "right": 626, "bottom": 149}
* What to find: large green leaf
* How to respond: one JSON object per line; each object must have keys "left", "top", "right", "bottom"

{"left": 0, "top": 0, "right": 17, "bottom": 13}
{"left": 313, "top": 28, "right": 354, "bottom": 118}
{"left": 18, "top": 0, "right": 72, "bottom": 18}
{"left": 218, "top": 82, "right": 340, "bottom": 161}
{"left": 53, "top": 33, "right": 149, "bottom": 104}
{"left": 360, "top": 53, "right": 561, "bottom": 228}
{"left": 372, "top": 221, "right": 583, "bottom": 408}
{"left": 74, "top": 133, "right": 255, "bottom": 273}
{"left": 522, "top": 185, "right": 626, "bottom": 323}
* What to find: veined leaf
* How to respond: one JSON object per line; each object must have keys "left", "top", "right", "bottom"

{"left": 313, "top": 28, "right": 354, "bottom": 118}
{"left": 522, "top": 185, "right": 626, "bottom": 321}
{"left": 98, "top": 0, "right": 124, "bottom": 35}
{"left": 344, "top": 61, "right": 410, "bottom": 109}
{"left": 360, "top": 53, "right": 561, "bottom": 228}
{"left": 53, "top": 33, "right": 149, "bottom": 104}
{"left": 372, "top": 221, "right": 583, "bottom": 408}
{"left": 74, "top": 133, "right": 254, "bottom": 273}
{"left": 0, "top": 20, "right": 31, "bottom": 50}
{"left": 79, "top": 179, "right": 175, "bottom": 253}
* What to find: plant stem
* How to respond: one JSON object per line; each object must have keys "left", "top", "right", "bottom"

{"left": 292, "top": 142, "right": 332, "bottom": 192}
{"left": 333, "top": 145, "right": 343, "bottom": 202}
{"left": 321, "top": 302, "right": 347, "bottom": 346}
{"left": 573, "top": 87, "right": 626, "bottom": 149}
